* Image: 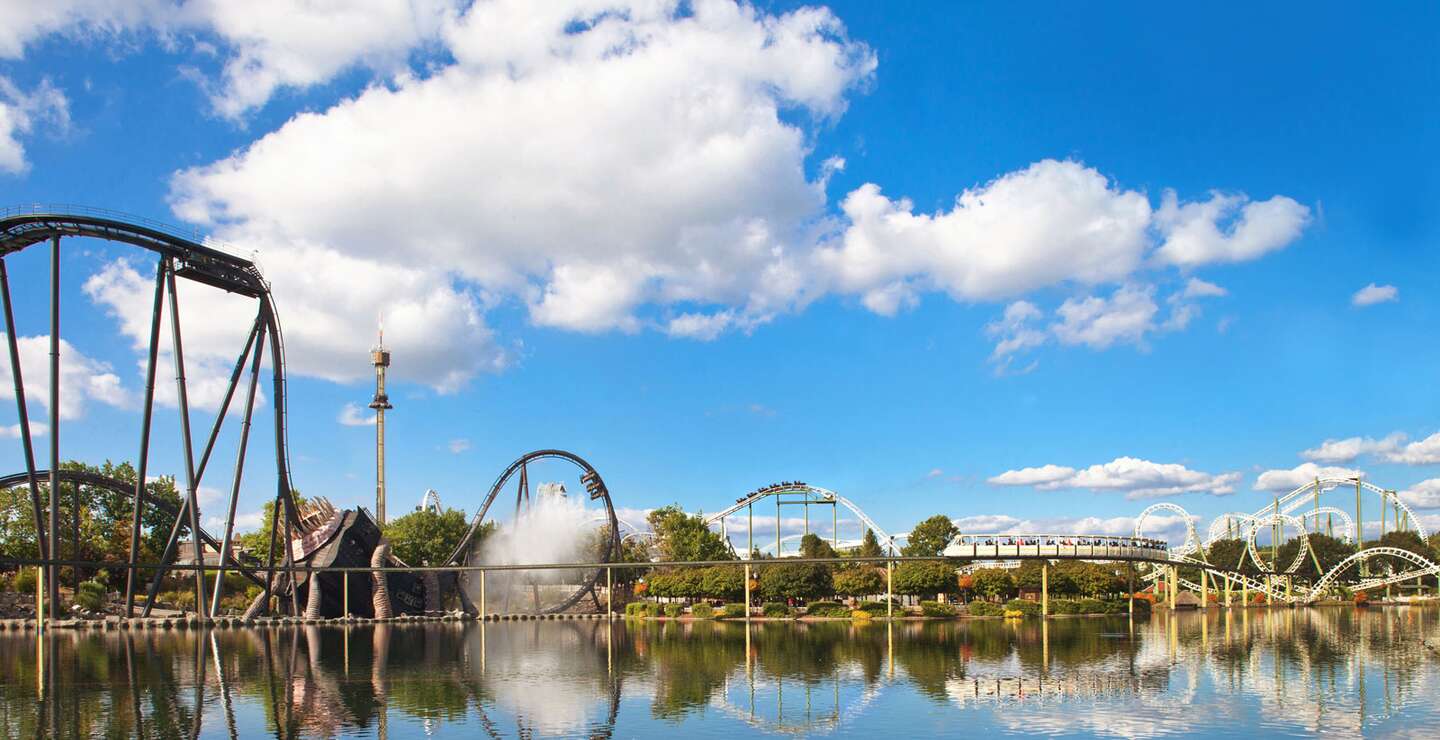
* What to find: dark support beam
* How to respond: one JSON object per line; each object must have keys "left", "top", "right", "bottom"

{"left": 194, "top": 316, "right": 263, "bottom": 487}
{"left": 124, "top": 258, "right": 167, "bottom": 615}
{"left": 141, "top": 493, "right": 189, "bottom": 617}
{"left": 0, "top": 259, "right": 49, "bottom": 576}
{"left": 210, "top": 322, "right": 265, "bottom": 617}
{"left": 166, "top": 263, "right": 207, "bottom": 613}
{"left": 262, "top": 302, "right": 302, "bottom": 616}
{"left": 47, "top": 234, "right": 60, "bottom": 619}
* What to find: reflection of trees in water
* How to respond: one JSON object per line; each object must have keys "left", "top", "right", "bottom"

{"left": 3, "top": 608, "right": 1439, "bottom": 736}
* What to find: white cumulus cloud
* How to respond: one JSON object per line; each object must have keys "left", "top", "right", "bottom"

{"left": 1153, "top": 189, "right": 1311, "bottom": 267}
{"left": 988, "top": 456, "right": 1239, "bottom": 499}
{"left": 1398, "top": 479, "right": 1440, "bottom": 510}
{"left": 0, "top": 76, "right": 69, "bottom": 174}
{"left": 337, "top": 403, "right": 375, "bottom": 427}
{"left": 1300, "top": 433, "right": 1405, "bottom": 464}
{"left": 0, "top": 334, "right": 128, "bottom": 420}
{"left": 1382, "top": 432, "right": 1440, "bottom": 465}
{"left": 1351, "top": 283, "right": 1398, "bottom": 307}
{"left": 1253, "top": 462, "right": 1362, "bottom": 492}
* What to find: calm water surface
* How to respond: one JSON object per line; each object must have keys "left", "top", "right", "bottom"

{"left": 2, "top": 607, "right": 1439, "bottom": 738}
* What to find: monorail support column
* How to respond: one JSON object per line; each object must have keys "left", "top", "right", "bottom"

{"left": 743, "top": 563, "right": 751, "bottom": 620}
{"left": 1127, "top": 565, "right": 1134, "bottom": 616}
{"left": 1041, "top": 562, "right": 1049, "bottom": 617}
{"left": 886, "top": 560, "right": 893, "bottom": 619}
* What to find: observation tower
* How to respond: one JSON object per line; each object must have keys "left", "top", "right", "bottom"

{"left": 369, "top": 326, "right": 393, "bottom": 525}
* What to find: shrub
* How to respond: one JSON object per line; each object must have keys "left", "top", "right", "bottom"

{"left": 805, "top": 601, "right": 850, "bottom": 618}
{"left": 691, "top": 603, "right": 715, "bottom": 619}
{"left": 10, "top": 568, "right": 37, "bottom": 594}
{"left": 663, "top": 603, "right": 684, "bottom": 618}
{"left": 1049, "top": 599, "right": 1080, "bottom": 615}
{"left": 75, "top": 580, "right": 107, "bottom": 612}
{"left": 1076, "top": 598, "right": 1107, "bottom": 614}
{"left": 625, "top": 601, "right": 654, "bottom": 618}
{"left": 721, "top": 603, "right": 749, "bottom": 618}
{"left": 160, "top": 589, "right": 197, "bottom": 610}
{"left": 919, "top": 600, "right": 957, "bottom": 617}
{"left": 966, "top": 601, "right": 1004, "bottom": 617}
{"left": 1003, "top": 599, "right": 1041, "bottom": 617}
{"left": 853, "top": 599, "right": 897, "bottom": 615}
{"left": 761, "top": 602, "right": 793, "bottom": 618}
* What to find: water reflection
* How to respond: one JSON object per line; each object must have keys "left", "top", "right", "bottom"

{"left": 2, "top": 607, "right": 1438, "bottom": 738}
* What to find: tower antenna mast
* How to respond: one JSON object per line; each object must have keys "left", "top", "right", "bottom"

{"left": 369, "top": 318, "right": 393, "bottom": 525}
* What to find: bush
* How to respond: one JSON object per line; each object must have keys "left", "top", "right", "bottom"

{"left": 1050, "top": 599, "right": 1080, "bottom": 615}
{"left": 10, "top": 568, "right": 36, "bottom": 593}
{"left": 691, "top": 603, "right": 715, "bottom": 619}
{"left": 75, "top": 580, "right": 107, "bottom": 612}
{"left": 721, "top": 603, "right": 749, "bottom": 618}
{"left": 1003, "top": 599, "right": 1041, "bottom": 617}
{"left": 853, "top": 599, "right": 897, "bottom": 615}
{"left": 625, "top": 601, "right": 654, "bottom": 618}
{"left": 663, "top": 603, "right": 684, "bottom": 618}
{"left": 919, "top": 600, "right": 958, "bottom": 617}
{"left": 761, "top": 602, "right": 793, "bottom": 618}
{"left": 966, "top": 601, "right": 1004, "bottom": 617}
{"left": 805, "top": 601, "right": 850, "bottom": 618}
{"left": 160, "top": 589, "right": 197, "bottom": 611}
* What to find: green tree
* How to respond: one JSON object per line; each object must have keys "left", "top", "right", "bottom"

{"left": 385, "top": 506, "right": 471, "bottom": 565}
{"left": 902, "top": 515, "right": 958, "bottom": 557}
{"left": 1275, "top": 533, "right": 1353, "bottom": 583}
{"left": 857, "top": 528, "right": 884, "bottom": 558}
{"left": 235, "top": 493, "right": 308, "bottom": 562}
{"left": 833, "top": 567, "right": 884, "bottom": 599}
{"left": 647, "top": 505, "right": 733, "bottom": 562}
{"left": 892, "top": 561, "right": 954, "bottom": 599}
{"left": 0, "top": 460, "right": 181, "bottom": 572}
{"left": 700, "top": 565, "right": 745, "bottom": 601}
{"left": 1204, "top": 538, "right": 1261, "bottom": 578}
{"left": 970, "top": 568, "right": 1015, "bottom": 601}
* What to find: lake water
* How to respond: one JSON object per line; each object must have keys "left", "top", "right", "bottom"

{"left": 2, "top": 607, "right": 1438, "bottom": 738}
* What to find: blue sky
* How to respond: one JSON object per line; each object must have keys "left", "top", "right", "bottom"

{"left": 0, "top": 1, "right": 1436, "bottom": 545}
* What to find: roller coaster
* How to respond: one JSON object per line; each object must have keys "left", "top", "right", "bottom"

{"left": 2, "top": 207, "right": 1436, "bottom": 622}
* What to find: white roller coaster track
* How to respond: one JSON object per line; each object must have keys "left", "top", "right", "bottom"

{"left": 1305, "top": 546, "right": 1440, "bottom": 599}
{"left": 1133, "top": 477, "right": 1436, "bottom": 603}
{"left": 1246, "top": 513, "right": 1310, "bottom": 575}
{"left": 703, "top": 484, "right": 899, "bottom": 557}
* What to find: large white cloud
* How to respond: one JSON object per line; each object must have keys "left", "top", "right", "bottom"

{"left": 1398, "top": 479, "right": 1440, "bottom": 510}
{"left": 0, "top": 76, "right": 68, "bottom": 174}
{"left": 988, "top": 456, "right": 1240, "bottom": 499}
{"left": 1253, "top": 462, "right": 1362, "bottom": 493}
{"left": 0, "top": 0, "right": 453, "bottom": 118}
{"left": 84, "top": 248, "right": 500, "bottom": 393}
{"left": 9, "top": 0, "right": 1311, "bottom": 389}
{"left": 819, "top": 161, "right": 1153, "bottom": 308}
{"left": 169, "top": 0, "right": 874, "bottom": 344}
{"left": 1381, "top": 432, "right": 1440, "bottom": 465}
{"left": 0, "top": 334, "right": 128, "bottom": 420}
{"left": 1300, "top": 433, "right": 1405, "bottom": 464}
{"left": 1153, "top": 189, "right": 1311, "bottom": 267}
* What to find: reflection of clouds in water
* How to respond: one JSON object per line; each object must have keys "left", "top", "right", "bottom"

{"left": 468, "top": 625, "right": 611, "bottom": 736}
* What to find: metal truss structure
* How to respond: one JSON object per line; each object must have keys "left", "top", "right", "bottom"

{"left": 702, "top": 482, "right": 899, "bottom": 558}
{"left": 446, "top": 449, "right": 620, "bottom": 614}
{"left": 1133, "top": 476, "right": 1440, "bottom": 604}
{"left": 0, "top": 207, "right": 303, "bottom": 620}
